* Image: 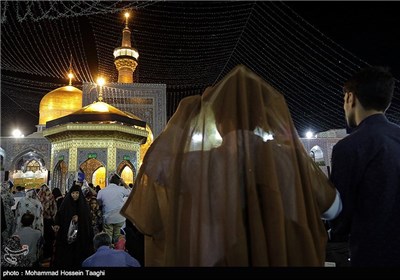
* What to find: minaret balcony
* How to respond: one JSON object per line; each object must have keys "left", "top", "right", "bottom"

{"left": 114, "top": 59, "right": 138, "bottom": 72}
{"left": 113, "top": 47, "right": 139, "bottom": 60}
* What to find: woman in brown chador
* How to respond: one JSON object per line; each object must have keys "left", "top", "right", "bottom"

{"left": 122, "top": 65, "right": 341, "bottom": 266}
{"left": 88, "top": 197, "right": 103, "bottom": 236}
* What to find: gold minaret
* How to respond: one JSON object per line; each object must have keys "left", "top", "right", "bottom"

{"left": 113, "top": 12, "right": 139, "bottom": 83}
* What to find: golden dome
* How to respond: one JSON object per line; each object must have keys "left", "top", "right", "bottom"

{"left": 46, "top": 101, "right": 146, "bottom": 129}
{"left": 39, "top": 85, "right": 82, "bottom": 125}
{"left": 75, "top": 101, "right": 134, "bottom": 116}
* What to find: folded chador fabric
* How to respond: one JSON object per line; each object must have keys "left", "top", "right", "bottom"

{"left": 122, "top": 64, "right": 336, "bottom": 266}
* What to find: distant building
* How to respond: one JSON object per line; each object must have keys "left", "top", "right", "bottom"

{"left": 0, "top": 13, "right": 166, "bottom": 191}
{"left": 0, "top": 12, "right": 345, "bottom": 189}
{"left": 299, "top": 129, "right": 348, "bottom": 177}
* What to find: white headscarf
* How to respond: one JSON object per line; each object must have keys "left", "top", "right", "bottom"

{"left": 13, "top": 189, "right": 44, "bottom": 234}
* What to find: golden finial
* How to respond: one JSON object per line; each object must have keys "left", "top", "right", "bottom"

{"left": 96, "top": 77, "right": 105, "bottom": 102}
{"left": 67, "top": 72, "right": 74, "bottom": 86}
{"left": 124, "top": 12, "right": 130, "bottom": 27}
{"left": 68, "top": 54, "right": 74, "bottom": 85}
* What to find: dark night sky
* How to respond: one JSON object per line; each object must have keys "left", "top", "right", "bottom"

{"left": 287, "top": 1, "right": 400, "bottom": 77}
{"left": 1, "top": 1, "right": 399, "bottom": 137}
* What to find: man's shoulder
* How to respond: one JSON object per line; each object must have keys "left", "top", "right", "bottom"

{"left": 334, "top": 134, "right": 355, "bottom": 153}
{"left": 116, "top": 250, "right": 140, "bottom": 264}
{"left": 25, "top": 226, "right": 42, "bottom": 234}
{"left": 83, "top": 249, "right": 107, "bottom": 263}
{"left": 387, "top": 120, "right": 400, "bottom": 136}
{"left": 32, "top": 228, "right": 42, "bottom": 236}
{"left": 335, "top": 124, "right": 372, "bottom": 149}
{"left": 104, "top": 183, "right": 119, "bottom": 189}
{"left": 98, "top": 184, "right": 113, "bottom": 192}
{"left": 16, "top": 227, "right": 41, "bottom": 238}
{"left": 82, "top": 256, "right": 93, "bottom": 267}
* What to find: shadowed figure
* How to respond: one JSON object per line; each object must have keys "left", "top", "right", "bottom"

{"left": 122, "top": 65, "right": 339, "bottom": 266}
{"left": 52, "top": 184, "right": 93, "bottom": 267}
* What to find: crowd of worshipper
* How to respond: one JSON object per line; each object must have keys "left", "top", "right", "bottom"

{"left": 1, "top": 177, "right": 143, "bottom": 268}
{"left": 1, "top": 65, "right": 399, "bottom": 268}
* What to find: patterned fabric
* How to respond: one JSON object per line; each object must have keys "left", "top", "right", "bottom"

{"left": 13, "top": 226, "right": 43, "bottom": 265}
{"left": 37, "top": 184, "right": 57, "bottom": 220}
{"left": 89, "top": 198, "right": 103, "bottom": 236}
{"left": 1, "top": 183, "right": 15, "bottom": 240}
{"left": 13, "top": 189, "right": 44, "bottom": 235}
{"left": 1, "top": 235, "right": 32, "bottom": 267}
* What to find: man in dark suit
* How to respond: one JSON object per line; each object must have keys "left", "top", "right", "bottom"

{"left": 329, "top": 66, "right": 400, "bottom": 266}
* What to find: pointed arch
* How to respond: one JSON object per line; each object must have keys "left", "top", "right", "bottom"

{"left": 310, "top": 145, "right": 325, "bottom": 166}
{"left": 10, "top": 149, "right": 46, "bottom": 172}
{"left": 92, "top": 166, "right": 106, "bottom": 189}
{"left": 79, "top": 158, "right": 104, "bottom": 184}
{"left": 117, "top": 160, "right": 135, "bottom": 185}
{"left": 53, "top": 160, "right": 68, "bottom": 194}
{"left": 26, "top": 159, "right": 41, "bottom": 172}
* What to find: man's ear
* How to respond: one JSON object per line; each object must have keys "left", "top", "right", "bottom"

{"left": 347, "top": 92, "right": 356, "bottom": 108}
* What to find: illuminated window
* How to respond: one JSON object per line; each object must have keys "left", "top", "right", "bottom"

{"left": 121, "top": 165, "right": 134, "bottom": 185}
{"left": 93, "top": 167, "right": 106, "bottom": 189}
{"left": 26, "top": 160, "right": 40, "bottom": 172}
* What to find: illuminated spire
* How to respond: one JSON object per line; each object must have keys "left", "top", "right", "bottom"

{"left": 68, "top": 54, "right": 74, "bottom": 86}
{"left": 68, "top": 72, "right": 74, "bottom": 86}
{"left": 113, "top": 11, "right": 139, "bottom": 83}
{"left": 97, "top": 77, "right": 105, "bottom": 102}
{"left": 125, "top": 12, "right": 130, "bottom": 27}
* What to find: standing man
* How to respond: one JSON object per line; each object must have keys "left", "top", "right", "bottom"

{"left": 329, "top": 66, "right": 400, "bottom": 266}
{"left": 97, "top": 174, "right": 131, "bottom": 244}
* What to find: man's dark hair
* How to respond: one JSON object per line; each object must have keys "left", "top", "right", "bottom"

{"left": 93, "top": 232, "right": 112, "bottom": 250}
{"left": 16, "top": 186, "right": 23, "bottom": 192}
{"left": 110, "top": 174, "right": 121, "bottom": 185}
{"left": 343, "top": 66, "right": 395, "bottom": 111}
{"left": 21, "top": 213, "right": 34, "bottom": 227}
